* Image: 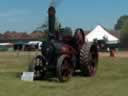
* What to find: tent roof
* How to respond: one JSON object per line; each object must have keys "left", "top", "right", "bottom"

{"left": 85, "top": 25, "right": 119, "bottom": 43}
{"left": 0, "top": 43, "right": 13, "bottom": 46}
{"left": 28, "top": 41, "right": 42, "bottom": 45}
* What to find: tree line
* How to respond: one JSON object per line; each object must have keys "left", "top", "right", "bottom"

{"left": 115, "top": 15, "right": 128, "bottom": 48}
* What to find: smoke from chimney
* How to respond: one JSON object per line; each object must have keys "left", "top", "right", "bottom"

{"left": 50, "top": 0, "right": 63, "bottom": 7}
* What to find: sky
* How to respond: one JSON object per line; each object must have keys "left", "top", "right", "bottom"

{"left": 0, "top": 0, "right": 128, "bottom": 32}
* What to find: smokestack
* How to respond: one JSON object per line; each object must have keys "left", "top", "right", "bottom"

{"left": 48, "top": 6, "right": 56, "bottom": 35}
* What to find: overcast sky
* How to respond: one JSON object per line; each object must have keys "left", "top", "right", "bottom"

{"left": 0, "top": 0, "right": 128, "bottom": 32}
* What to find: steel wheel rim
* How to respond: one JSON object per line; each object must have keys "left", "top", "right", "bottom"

{"left": 61, "top": 58, "right": 73, "bottom": 81}
{"left": 33, "top": 56, "right": 44, "bottom": 79}
{"left": 88, "top": 51, "right": 98, "bottom": 76}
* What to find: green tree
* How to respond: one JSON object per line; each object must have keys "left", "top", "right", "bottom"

{"left": 120, "top": 20, "right": 128, "bottom": 48}
{"left": 115, "top": 15, "right": 128, "bottom": 31}
{"left": 34, "top": 17, "right": 61, "bottom": 33}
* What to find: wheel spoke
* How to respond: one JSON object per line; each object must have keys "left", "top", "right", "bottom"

{"left": 57, "top": 55, "right": 73, "bottom": 82}
{"left": 32, "top": 56, "right": 46, "bottom": 80}
{"left": 62, "top": 59, "right": 71, "bottom": 80}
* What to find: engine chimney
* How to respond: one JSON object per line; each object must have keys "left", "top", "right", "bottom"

{"left": 48, "top": 6, "right": 56, "bottom": 36}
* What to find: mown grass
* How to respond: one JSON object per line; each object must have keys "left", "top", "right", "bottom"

{"left": 0, "top": 52, "right": 128, "bottom": 96}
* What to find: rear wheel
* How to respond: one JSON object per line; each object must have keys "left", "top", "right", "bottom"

{"left": 57, "top": 55, "right": 74, "bottom": 82}
{"left": 80, "top": 43, "right": 98, "bottom": 76}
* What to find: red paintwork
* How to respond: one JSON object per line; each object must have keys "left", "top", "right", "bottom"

{"left": 63, "top": 35, "right": 73, "bottom": 42}
{"left": 60, "top": 44, "right": 76, "bottom": 57}
{"left": 74, "top": 30, "right": 85, "bottom": 49}
{"left": 60, "top": 29, "right": 85, "bottom": 58}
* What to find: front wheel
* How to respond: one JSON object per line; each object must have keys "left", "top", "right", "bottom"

{"left": 28, "top": 55, "right": 46, "bottom": 80}
{"left": 57, "top": 55, "right": 74, "bottom": 82}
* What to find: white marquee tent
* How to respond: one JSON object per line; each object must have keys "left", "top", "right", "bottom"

{"left": 85, "top": 25, "right": 119, "bottom": 44}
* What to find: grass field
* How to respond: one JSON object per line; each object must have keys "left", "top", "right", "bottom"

{"left": 0, "top": 52, "right": 128, "bottom": 96}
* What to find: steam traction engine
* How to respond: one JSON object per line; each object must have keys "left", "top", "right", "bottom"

{"left": 29, "top": 6, "right": 99, "bottom": 82}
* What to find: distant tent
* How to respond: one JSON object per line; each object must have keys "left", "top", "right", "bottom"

{"left": 0, "top": 43, "right": 13, "bottom": 46}
{"left": 27, "top": 41, "right": 42, "bottom": 50}
{"left": 0, "top": 43, "right": 14, "bottom": 51}
{"left": 86, "top": 25, "right": 119, "bottom": 44}
{"left": 28, "top": 41, "right": 42, "bottom": 45}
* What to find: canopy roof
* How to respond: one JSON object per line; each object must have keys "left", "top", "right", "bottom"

{"left": 0, "top": 43, "right": 13, "bottom": 46}
{"left": 28, "top": 41, "right": 42, "bottom": 46}
{"left": 86, "top": 25, "right": 119, "bottom": 44}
